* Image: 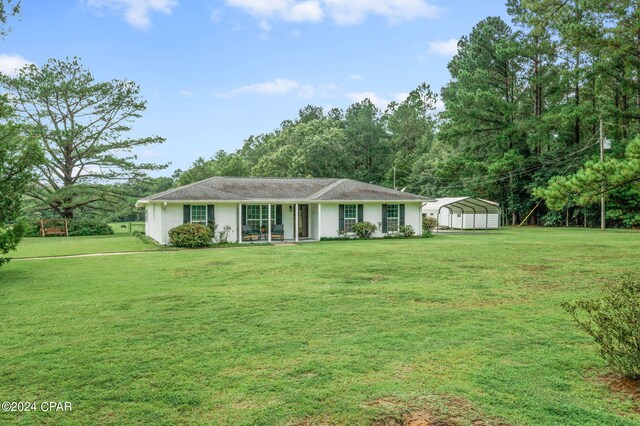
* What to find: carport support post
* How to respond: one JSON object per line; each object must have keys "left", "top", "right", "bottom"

{"left": 268, "top": 203, "right": 272, "bottom": 242}
{"left": 295, "top": 204, "right": 299, "bottom": 242}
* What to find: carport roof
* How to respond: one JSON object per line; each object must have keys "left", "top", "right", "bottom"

{"left": 423, "top": 197, "right": 501, "bottom": 214}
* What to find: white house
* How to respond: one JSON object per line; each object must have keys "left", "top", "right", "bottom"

{"left": 422, "top": 197, "right": 501, "bottom": 230}
{"left": 136, "top": 177, "right": 429, "bottom": 245}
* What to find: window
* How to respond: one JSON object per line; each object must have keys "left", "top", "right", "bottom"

{"left": 387, "top": 204, "right": 399, "bottom": 232}
{"left": 191, "top": 205, "right": 207, "bottom": 225}
{"left": 344, "top": 204, "right": 357, "bottom": 233}
{"left": 246, "top": 205, "right": 276, "bottom": 232}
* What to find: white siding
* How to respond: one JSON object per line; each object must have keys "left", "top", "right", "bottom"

{"left": 425, "top": 209, "right": 499, "bottom": 230}
{"left": 319, "top": 202, "right": 423, "bottom": 238}
{"left": 212, "top": 204, "right": 238, "bottom": 242}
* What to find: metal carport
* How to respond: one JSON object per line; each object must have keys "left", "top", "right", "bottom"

{"left": 422, "top": 197, "right": 501, "bottom": 233}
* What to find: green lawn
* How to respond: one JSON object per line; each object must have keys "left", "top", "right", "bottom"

{"left": 11, "top": 234, "right": 161, "bottom": 259}
{"left": 1, "top": 228, "right": 639, "bottom": 425}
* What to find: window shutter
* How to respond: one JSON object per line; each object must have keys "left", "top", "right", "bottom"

{"left": 339, "top": 204, "right": 345, "bottom": 232}
{"left": 381, "top": 204, "right": 388, "bottom": 233}
{"left": 241, "top": 205, "right": 247, "bottom": 226}
{"left": 357, "top": 204, "right": 364, "bottom": 222}
{"left": 183, "top": 205, "right": 190, "bottom": 224}
{"left": 400, "top": 204, "right": 405, "bottom": 226}
{"left": 207, "top": 205, "right": 215, "bottom": 227}
{"left": 276, "top": 205, "right": 283, "bottom": 225}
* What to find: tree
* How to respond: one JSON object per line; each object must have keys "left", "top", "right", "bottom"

{"left": 384, "top": 83, "right": 438, "bottom": 189}
{"left": 0, "top": 98, "right": 42, "bottom": 266}
{"left": 0, "top": 0, "right": 19, "bottom": 37}
{"left": 535, "top": 137, "right": 640, "bottom": 226}
{"left": 0, "top": 57, "right": 167, "bottom": 219}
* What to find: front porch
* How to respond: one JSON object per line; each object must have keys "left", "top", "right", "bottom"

{"left": 236, "top": 203, "right": 321, "bottom": 243}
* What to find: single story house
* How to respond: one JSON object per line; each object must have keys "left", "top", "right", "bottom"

{"left": 422, "top": 197, "right": 501, "bottom": 230}
{"left": 136, "top": 177, "right": 430, "bottom": 244}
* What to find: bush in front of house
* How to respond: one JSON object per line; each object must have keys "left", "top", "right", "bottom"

{"left": 399, "top": 225, "right": 415, "bottom": 238}
{"left": 168, "top": 223, "right": 212, "bottom": 248}
{"left": 562, "top": 273, "right": 640, "bottom": 379}
{"left": 422, "top": 216, "right": 438, "bottom": 238}
{"left": 352, "top": 221, "right": 377, "bottom": 239}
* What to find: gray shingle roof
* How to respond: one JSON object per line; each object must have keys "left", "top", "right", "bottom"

{"left": 138, "top": 177, "right": 429, "bottom": 203}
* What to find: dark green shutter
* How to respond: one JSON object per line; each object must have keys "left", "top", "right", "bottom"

{"left": 339, "top": 204, "right": 345, "bottom": 232}
{"left": 400, "top": 204, "right": 405, "bottom": 226}
{"left": 207, "top": 205, "right": 215, "bottom": 227}
{"left": 183, "top": 205, "right": 190, "bottom": 223}
{"left": 357, "top": 204, "right": 364, "bottom": 222}
{"left": 276, "top": 205, "right": 283, "bottom": 225}
{"left": 381, "top": 204, "right": 388, "bottom": 233}
{"left": 241, "top": 205, "right": 247, "bottom": 226}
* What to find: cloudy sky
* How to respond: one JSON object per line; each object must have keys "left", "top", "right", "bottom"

{"left": 1, "top": 0, "right": 509, "bottom": 174}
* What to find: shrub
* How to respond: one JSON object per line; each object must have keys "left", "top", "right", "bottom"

{"left": 68, "top": 220, "right": 114, "bottom": 236}
{"left": 399, "top": 224, "right": 415, "bottom": 238}
{"left": 351, "top": 221, "right": 377, "bottom": 239}
{"left": 216, "top": 225, "right": 232, "bottom": 244}
{"left": 0, "top": 220, "right": 27, "bottom": 267}
{"left": 423, "top": 216, "right": 438, "bottom": 232}
{"left": 168, "top": 223, "right": 212, "bottom": 248}
{"left": 562, "top": 273, "right": 640, "bottom": 379}
{"left": 422, "top": 216, "right": 438, "bottom": 237}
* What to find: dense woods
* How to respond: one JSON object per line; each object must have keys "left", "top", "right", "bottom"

{"left": 7, "top": 1, "right": 639, "bottom": 228}
{"left": 168, "top": 1, "right": 639, "bottom": 228}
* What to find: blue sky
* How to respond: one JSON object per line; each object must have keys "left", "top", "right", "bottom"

{"left": 1, "top": 0, "right": 509, "bottom": 175}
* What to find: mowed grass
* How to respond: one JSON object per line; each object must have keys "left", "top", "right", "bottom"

{"left": 1, "top": 228, "right": 639, "bottom": 425}
{"left": 11, "top": 234, "right": 161, "bottom": 259}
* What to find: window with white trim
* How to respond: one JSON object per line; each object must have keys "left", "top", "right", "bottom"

{"left": 344, "top": 204, "right": 357, "bottom": 233}
{"left": 191, "top": 205, "right": 207, "bottom": 225}
{"left": 246, "top": 205, "right": 276, "bottom": 232}
{"left": 387, "top": 204, "right": 399, "bottom": 232}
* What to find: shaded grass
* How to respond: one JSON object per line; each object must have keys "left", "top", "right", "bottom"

{"left": 1, "top": 228, "right": 639, "bottom": 425}
{"left": 10, "top": 234, "right": 162, "bottom": 259}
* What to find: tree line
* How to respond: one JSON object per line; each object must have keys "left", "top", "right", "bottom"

{"left": 2, "top": 0, "right": 640, "bottom": 235}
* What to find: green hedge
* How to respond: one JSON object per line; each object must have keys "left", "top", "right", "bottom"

{"left": 22, "top": 220, "right": 114, "bottom": 237}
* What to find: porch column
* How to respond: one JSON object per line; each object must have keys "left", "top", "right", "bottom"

{"left": 268, "top": 203, "right": 272, "bottom": 242}
{"left": 295, "top": 204, "right": 299, "bottom": 242}
{"left": 238, "top": 203, "right": 242, "bottom": 242}
{"left": 317, "top": 204, "right": 322, "bottom": 241}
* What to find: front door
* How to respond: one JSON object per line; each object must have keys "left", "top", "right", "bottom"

{"left": 298, "top": 204, "right": 309, "bottom": 238}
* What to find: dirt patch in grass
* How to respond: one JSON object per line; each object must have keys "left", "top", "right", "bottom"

{"left": 371, "top": 394, "right": 510, "bottom": 426}
{"left": 598, "top": 373, "right": 640, "bottom": 413}
{"left": 518, "top": 264, "right": 551, "bottom": 273}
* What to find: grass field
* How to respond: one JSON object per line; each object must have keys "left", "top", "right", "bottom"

{"left": 11, "top": 234, "right": 161, "bottom": 259}
{"left": 1, "top": 228, "right": 639, "bottom": 425}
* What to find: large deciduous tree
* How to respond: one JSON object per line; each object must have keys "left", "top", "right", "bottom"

{"left": 0, "top": 57, "right": 167, "bottom": 219}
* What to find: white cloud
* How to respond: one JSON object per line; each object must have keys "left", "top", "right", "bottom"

{"left": 291, "top": 29, "right": 302, "bottom": 37}
{"left": 428, "top": 38, "right": 458, "bottom": 56}
{"left": 180, "top": 90, "right": 193, "bottom": 97}
{"left": 0, "top": 54, "right": 33, "bottom": 76}
{"left": 86, "top": 0, "right": 178, "bottom": 30}
{"left": 348, "top": 74, "right": 363, "bottom": 80}
{"left": 258, "top": 19, "right": 272, "bottom": 31}
{"left": 224, "top": 0, "right": 440, "bottom": 25}
{"left": 225, "top": 0, "right": 323, "bottom": 23}
{"left": 210, "top": 8, "right": 223, "bottom": 22}
{"left": 222, "top": 78, "right": 338, "bottom": 98}
{"left": 392, "top": 92, "right": 410, "bottom": 102}
{"left": 345, "top": 91, "right": 389, "bottom": 109}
